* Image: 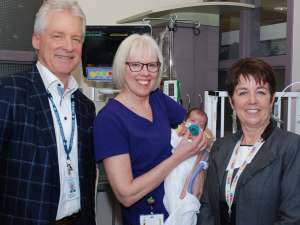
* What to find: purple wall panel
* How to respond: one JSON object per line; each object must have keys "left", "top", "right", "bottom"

{"left": 174, "top": 25, "right": 219, "bottom": 108}
{"left": 153, "top": 24, "right": 219, "bottom": 109}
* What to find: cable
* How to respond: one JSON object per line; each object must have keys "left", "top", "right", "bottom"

{"left": 187, "top": 150, "right": 209, "bottom": 194}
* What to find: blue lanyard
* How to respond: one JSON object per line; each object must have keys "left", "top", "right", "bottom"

{"left": 47, "top": 92, "right": 76, "bottom": 160}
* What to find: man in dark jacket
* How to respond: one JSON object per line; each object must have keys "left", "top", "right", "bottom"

{"left": 0, "top": 0, "right": 96, "bottom": 224}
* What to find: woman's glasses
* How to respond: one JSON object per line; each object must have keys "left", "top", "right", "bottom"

{"left": 126, "top": 62, "right": 160, "bottom": 73}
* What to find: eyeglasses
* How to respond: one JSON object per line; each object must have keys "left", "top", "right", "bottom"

{"left": 126, "top": 62, "right": 161, "bottom": 73}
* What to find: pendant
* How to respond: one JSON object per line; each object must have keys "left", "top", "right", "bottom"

{"left": 66, "top": 159, "right": 73, "bottom": 175}
{"left": 228, "top": 208, "right": 232, "bottom": 218}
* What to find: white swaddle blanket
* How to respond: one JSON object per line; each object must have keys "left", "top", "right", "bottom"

{"left": 163, "top": 130, "right": 201, "bottom": 225}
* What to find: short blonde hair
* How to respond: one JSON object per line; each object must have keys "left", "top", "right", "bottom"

{"left": 112, "top": 34, "right": 163, "bottom": 90}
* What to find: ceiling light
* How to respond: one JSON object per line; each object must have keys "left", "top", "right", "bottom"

{"left": 273, "top": 6, "right": 288, "bottom": 11}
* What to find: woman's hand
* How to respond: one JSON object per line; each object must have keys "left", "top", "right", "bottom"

{"left": 173, "top": 130, "right": 209, "bottom": 162}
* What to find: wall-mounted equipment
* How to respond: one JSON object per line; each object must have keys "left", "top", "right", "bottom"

{"left": 163, "top": 80, "right": 181, "bottom": 102}
{"left": 82, "top": 25, "right": 152, "bottom": 82}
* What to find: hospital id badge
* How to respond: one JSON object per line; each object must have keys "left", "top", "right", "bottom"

{"left": 63, "top": 177, "right": 80, "bottom": 201}
{"left": 140, "top": 214, "right": 164, "bottom": 225}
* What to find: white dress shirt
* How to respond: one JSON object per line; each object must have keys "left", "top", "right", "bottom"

{"left": 37, "top": 62, "right": 81, "bottom": 220}
{"left": 226, "top": 145, "right": 254, "bottom": 170}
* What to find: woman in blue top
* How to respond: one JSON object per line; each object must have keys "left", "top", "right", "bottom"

{"left": 93, "top": 34, "right": 208, "bottom": 225}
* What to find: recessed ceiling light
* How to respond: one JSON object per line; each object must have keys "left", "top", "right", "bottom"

{"left": 273, "top": 6, "right": 288, "bottom": 11}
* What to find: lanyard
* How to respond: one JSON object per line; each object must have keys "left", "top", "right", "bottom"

{"left": 47, "top": 92, "right": 76, "bottom": 162}
{"left": 225, "top": 137, "right": 264, "bottom": 216}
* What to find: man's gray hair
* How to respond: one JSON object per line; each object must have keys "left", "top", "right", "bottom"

{"left": 34, "top": 0, "right": 86, "bottom": 36}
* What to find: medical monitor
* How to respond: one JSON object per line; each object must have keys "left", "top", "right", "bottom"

{"left": 82, "top": 25, "right": 152, "bottom": 81}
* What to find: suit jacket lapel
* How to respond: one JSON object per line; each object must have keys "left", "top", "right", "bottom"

{"left": 213, "top": 134, "right": 241, "bottom": 187}
{"left": 29, "top": 66, "right": 59, "bottom": 182}
{"left": 30, "top": 65, "right": 58, "bottom": 166}
{"left": 238, "top": 138, "right": 277, "bottom": 187}
{"left": 238, "top": 121, "right": 278, "bottom": 187}
{"left": 213, "top": 123, "right": 278, "bottom": 188}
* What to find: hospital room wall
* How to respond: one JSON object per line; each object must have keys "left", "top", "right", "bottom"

{"left": 76, "top": 0, "right": 300, "bottom": 97}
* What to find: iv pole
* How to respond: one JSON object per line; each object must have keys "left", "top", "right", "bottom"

{"left": 143, "top": 15, "right": 200, "bottom": 80}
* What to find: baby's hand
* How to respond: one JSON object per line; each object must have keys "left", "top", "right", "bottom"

{"left": 177, "top": 123, "right": 187, "bottom": 136}
{"left": 203, "top": 128, "right": 215, "bottom": 148}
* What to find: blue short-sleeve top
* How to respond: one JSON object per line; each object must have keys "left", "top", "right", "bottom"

{"left": 93, "top": 89, "right": 186, "bottom": 225}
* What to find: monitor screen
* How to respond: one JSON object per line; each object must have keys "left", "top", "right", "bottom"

{"left": 82, "top": 25, "right": 152, "bottom": 81}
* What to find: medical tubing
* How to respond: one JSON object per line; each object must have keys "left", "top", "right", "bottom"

{"left": 187, "top": 151, "right": 209, "bottom": 193}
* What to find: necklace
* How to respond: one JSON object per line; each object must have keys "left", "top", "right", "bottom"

{"left": 225, "top": 137, "right": 264, "bottom": 216}
{"left": 116, "top": 95, "right": 153, "bottom": 121}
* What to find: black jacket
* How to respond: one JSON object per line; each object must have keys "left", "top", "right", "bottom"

{"left": 0, "top": 66, "right": 96, "bottom": 225}
{"left": 199, "top": 121, "right": 300, "bottom": 225}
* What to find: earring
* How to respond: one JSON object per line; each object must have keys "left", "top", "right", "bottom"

{"left": 232, "top": 110, "right": 237, "bottom": 133}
